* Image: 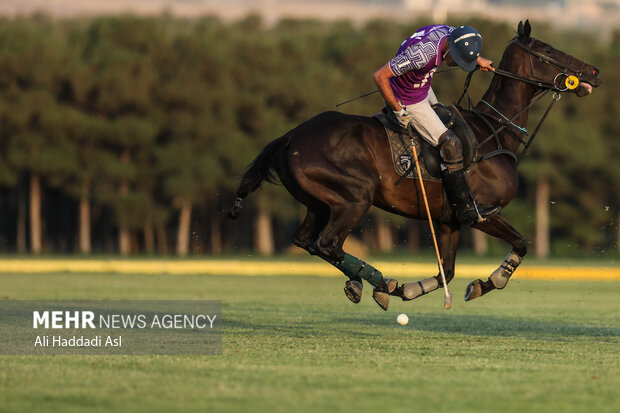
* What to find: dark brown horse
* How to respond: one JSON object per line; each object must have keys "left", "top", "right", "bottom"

{"left": 228, "top": 21, "right": 601, "bottom": 310}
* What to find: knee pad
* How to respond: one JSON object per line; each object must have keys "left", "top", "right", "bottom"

{"left": 438, "top": 131, "right": 464, "bottom": 163}
{"left": 439, "top": 132, "right": 463, "bottom": 172}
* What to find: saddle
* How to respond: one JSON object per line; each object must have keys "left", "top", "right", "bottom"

{"left": 373, "top": 104, "right": 478, "bottom": 180}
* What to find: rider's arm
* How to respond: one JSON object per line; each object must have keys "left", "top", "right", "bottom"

{"left": 477, "top": 56, "right": 495, "bottom": 72}
{"left": 373, "top": 63, "right": 402, "bottom": 112}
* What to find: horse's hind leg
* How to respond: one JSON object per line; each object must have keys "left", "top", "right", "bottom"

{"left": 314, "top": 200, "right": 369, "bottom": 262}
{"left": 293, "top": 204, "right": 370, "bottom": 304}
{"left": 291, "top": 204, "right": 372, "bottom": 304}
{"left": 464, "top": 213, "right": 527, "bottom": 301}
{"left": 292, "top": 206, "right": 328, "bottom": 256}
{"left": 310, "top": 192, "right": 397, "bottom": 310}
{"left": 291, "top": 190, "right": 369, "bottom": 262}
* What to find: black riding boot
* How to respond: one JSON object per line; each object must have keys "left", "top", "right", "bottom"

{"left": 438, "top": 130, "right": 500, "bottom": 225}
{"left": 441, "top": 169, "right": 500, "bottom": 225}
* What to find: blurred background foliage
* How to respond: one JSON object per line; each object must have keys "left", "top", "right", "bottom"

{"left": 0, "top": 15, "right": 617, "bottom": 258}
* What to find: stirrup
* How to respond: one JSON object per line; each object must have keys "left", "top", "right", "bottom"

{"left": 471, "top": 203, "right": 501, "bottom": 223}
{"left": 457, "top": 201, "right": 501, "bottom": 225}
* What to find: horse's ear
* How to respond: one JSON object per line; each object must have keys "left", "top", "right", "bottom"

{"left": 524, "top": 19, "right": 532, "bottom": 38}
{"left": 517, "top": 20, "right": 531, "bottom": 42}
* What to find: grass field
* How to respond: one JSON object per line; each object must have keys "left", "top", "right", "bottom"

{"left": 0, "top": 267, "right": 619, "bottom": 412}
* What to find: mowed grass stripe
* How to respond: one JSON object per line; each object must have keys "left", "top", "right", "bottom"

{"left": 0, "top": 259, "right": 618, "bottom": 281}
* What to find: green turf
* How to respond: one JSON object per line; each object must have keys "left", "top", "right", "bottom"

{"left": 0, "top": 272, "right": 618, "bottom": 412}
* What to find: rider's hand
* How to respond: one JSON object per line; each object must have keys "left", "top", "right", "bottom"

{"left": 477, "top": 56, "right": 495, "bottom": 72}
{"left": 393, "top": 107, "right": 411, "bottom": 129}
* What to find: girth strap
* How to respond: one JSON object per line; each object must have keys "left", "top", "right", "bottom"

{"left": 476, "top": 149, "right": 518, "bottom": 164}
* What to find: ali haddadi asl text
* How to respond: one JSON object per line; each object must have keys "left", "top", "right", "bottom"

{"left": 34, "top": 335, "right": 121, "bottom": 347}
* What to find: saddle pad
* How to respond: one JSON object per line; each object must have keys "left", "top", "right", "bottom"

{"left": 374, "top": 114, "right": 441, "bottom": 182}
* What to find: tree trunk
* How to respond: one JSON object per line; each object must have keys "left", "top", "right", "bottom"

{"left": 118, "top": 151, "right": 131, "bottom": 256}
{"left": 29, "top": 174, "right": 42, "bottom": 254}
{"left": 210, "top": 213, "right": 222, "bottom": 254}
{"left": 16, "top": 181, "right": 27, "bottom": 253}
{"left": 156, "top": 222, "right": 168, "bottom": 255}
{"left": 118, "top": 228, "right": 130, "bottom": 256}
{"left": 254, "top": 207, "right": 274, "bottom": 256}
{"left": 79, "top": 181, "right": 91, "bottom": 254}
{"left": 176, "top": 198, "right": 192, "bottom": 256}
{"left": 375, "top": 219, "right": 394, "bottom": 252}
{"left": 208, "top": 195, "right": 222, "bottom": 255}
{"left": 535, "top": 177, "right": 550, "bottom": 258}
{"left": 130, "top": 232, "right": 139, "bottom": 254}
{"left": 617, "top": 209, "right": 620, "bottom": 255}
{"left": 472, "top": 228, "right": 488, "bottom": 256}
{"left": 118, "top": 179, "right": 130, "bottom": 256}
{"left": 144, "top": 222, "right": 155, "bottom": 254}
{"left": 408, "top": 221, "right": 420, "bottom": 253}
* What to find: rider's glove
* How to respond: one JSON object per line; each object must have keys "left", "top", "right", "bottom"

{"left": 393, "top": 107, "right": 410, "bottom": 129}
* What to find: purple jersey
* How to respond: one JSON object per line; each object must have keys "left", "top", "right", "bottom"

{"left": 388, "top": 25, "right": 454, "bottom": 105}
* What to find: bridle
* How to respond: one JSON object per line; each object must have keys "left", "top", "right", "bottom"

{"left": 495, "top": 37, "right": 587, "bottom": 92}
{"left": 458, "top": 37, "right": 588, "bottom": 165}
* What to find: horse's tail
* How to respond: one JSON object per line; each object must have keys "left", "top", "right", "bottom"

{"left": 226, "top": 135, "right": 289, "bottom": 220}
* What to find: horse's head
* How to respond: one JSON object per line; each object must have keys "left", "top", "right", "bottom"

{"left": 508, "top": 20, "right": 601, "bottom": 97}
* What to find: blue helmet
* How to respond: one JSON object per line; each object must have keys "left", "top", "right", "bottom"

{"left": 448, "top": 26, "right": 483, "bottom": 72}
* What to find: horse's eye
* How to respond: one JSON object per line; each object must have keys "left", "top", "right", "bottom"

{"left": 545, "top": 48, "right": 553, "bottom": 54}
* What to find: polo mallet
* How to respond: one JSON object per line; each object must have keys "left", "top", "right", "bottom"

{"left": 409, "top": 139, "right": 452, "bottom": 309}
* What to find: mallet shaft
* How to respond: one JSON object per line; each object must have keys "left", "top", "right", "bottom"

{"left": 410, "top": 140, "right": 452, "bottom": 309}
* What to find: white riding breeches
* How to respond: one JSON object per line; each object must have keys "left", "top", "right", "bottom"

{"left": 401, "top": 88, "right": 448, "bottom": 147}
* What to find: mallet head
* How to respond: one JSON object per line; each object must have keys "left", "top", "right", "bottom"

{"left": 444, "top": 290, "right": 453, "bottom": 310}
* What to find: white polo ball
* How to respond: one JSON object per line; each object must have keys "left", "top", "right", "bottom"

{"left": 396, "top": 313, "right": 409, "bottom": 326}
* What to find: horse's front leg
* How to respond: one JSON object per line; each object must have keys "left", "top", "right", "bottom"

{"left": 464, "top": 213, "right": 527, "bottom": 301}
{"left": 392, "top": 221, "right": 461, "bottom": 301}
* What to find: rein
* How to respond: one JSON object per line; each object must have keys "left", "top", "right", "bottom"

{"left": 459, "top": 37, "right": 580, "bottom": 166}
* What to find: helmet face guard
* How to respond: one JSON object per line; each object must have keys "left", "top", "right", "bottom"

{"left": 449, "top": 26, "right": 482, "bottom": 72}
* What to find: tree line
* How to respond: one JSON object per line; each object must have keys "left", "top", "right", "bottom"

{"left": 0, "top": 15, "right": 617, "bottom": 257}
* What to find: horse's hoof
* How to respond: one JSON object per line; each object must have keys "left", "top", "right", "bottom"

{"left": 372, "top": 291, "right": 390, "bottom": 311}
{"left": 372, "top": 278, "right": 396, "bottom": 311}
{"left": 385, "top": 278, "right": 398, "bottom": 294}
{"left": 464, "top": 279, "right": 483, "bottom": 301}
{"left": 344, "top": 280, "right": 363, "bottom": 304}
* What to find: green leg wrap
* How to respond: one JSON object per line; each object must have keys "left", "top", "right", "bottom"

{"left": 323, "top": 253, "right": 383, "bottom": 286}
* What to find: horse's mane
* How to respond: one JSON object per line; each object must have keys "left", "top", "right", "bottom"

{"left": 478, "top": 39, "right": 518, "bottom": 106}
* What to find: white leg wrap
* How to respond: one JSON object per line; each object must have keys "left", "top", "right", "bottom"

{"left": 489, "top": 251, "right": 522, "bottom": 289}
{"left": 402, "top": 277, "right": 439, "bottom": 300}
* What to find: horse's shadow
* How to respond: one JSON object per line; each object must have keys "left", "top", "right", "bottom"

{"left": 224, "top": 307, "right": 619, "bottom": 340}
{"left": 224, "top": 307, "right": 378, "bottom": 338}
{"left": 336, "top": 312, "right": 620, "bottom": 340}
